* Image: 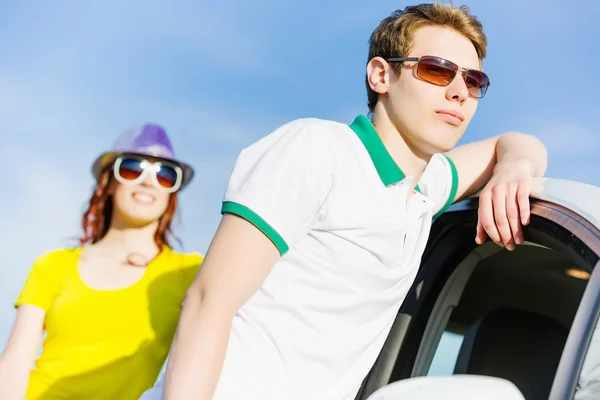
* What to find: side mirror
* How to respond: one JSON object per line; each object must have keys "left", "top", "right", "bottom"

{"left": 365, "top": 375, "right": 525, "bottom": 400}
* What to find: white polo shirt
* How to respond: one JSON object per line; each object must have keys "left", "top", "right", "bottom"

{"left": 141, "top": 115, "right": 458, "bottom": 400}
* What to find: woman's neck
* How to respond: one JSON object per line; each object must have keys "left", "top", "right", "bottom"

{"left": 96, "top": 218, "right": 160, "bottom": 256}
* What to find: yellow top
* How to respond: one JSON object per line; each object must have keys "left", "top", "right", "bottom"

{"left": 15, "top": 246, "right": 203, "bottom": 400}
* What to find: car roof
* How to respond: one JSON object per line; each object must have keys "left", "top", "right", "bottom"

{"left": 531, "top": 177, "right": 600, "bottom": 230}
{"left": 452, "top": 178, "right": 600, "bottom": 230}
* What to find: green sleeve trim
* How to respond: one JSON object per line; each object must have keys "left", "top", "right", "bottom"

{"left": 221, "top": 201, "right": 289, "bottom": 256}
{"left": 433, "top": 155, "right": 459, "bottom": 219}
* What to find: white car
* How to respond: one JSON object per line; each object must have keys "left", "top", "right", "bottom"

{"left": 355, "top": 178, "right": 600, "bottom": 400}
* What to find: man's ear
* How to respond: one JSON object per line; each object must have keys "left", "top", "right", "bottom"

{"left": 366, "top": 56, "right": 392, "bottom": 95}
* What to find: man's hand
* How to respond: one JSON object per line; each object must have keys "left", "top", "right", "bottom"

{"left": 446, "top": 132, "right": 547, "bottom": 250}
{"left": 476, "top": 159, "right": 535, "bottom": 250}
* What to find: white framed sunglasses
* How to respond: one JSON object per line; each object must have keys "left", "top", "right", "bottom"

{"left": 113, "top": 155, "right": 183, "bottom": 193}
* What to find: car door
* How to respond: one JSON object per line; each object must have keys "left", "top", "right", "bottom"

{"left": 354, "top": 181, "right": 600, "bottom": 400}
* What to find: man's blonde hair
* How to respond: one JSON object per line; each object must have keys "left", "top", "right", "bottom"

{"left": 366, "top": 2, "right": 487, "bottom": 112}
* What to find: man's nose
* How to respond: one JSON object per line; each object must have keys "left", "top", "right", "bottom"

{"left": 445, "top": 73, "right": 469, "bottom": 103}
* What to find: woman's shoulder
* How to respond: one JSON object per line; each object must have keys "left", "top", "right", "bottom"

{"left": 33, "top": 247, "right": 81, "bottom": 269}
{"left": 154, "top": 247, "right": 203, "bottom": 289}
{"left": 22, "top": 247, "right": 81, "bottom": 287}
{"left": 160, "top": 247, "right": 204, "bottom": 271}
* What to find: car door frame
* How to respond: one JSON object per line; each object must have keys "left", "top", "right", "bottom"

{"left": 354, "top": 196, "right": 600, "bottom": 400}
{"left": 547, "top": 201, "right": 600, "bottom": 399}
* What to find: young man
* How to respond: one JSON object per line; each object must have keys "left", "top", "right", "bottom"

{"left": 141, "top": 3, "right": 547, "bottom": 400}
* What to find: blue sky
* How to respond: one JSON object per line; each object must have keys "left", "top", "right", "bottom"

{"left": 1, "top": 0, "right": 598, "bottom": 378}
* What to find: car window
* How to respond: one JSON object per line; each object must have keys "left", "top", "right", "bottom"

{"left": 427, "top": 331, "right": 464, "bottom": 376}
{"left": 415, "top": 242, "right": 587, "bottom": 400}
{"left": 574, "top": 312, "right": 600, "bottom": 399}
{"left": 357, "top": 202, "right": 599, "bottom": 400}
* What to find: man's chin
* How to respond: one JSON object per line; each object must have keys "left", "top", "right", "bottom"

{"left": 420, "top": 141, "right": 457, "bottom": 156}
{"left": 431, "top": 132, "right": 464, "bottom": 153}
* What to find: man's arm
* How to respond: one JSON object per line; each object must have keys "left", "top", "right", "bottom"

{"left": 162, "top": 214, "right": 280, "bottom": 399}
{"left": 446, "top": 132, "right": 548, "bottom": 250}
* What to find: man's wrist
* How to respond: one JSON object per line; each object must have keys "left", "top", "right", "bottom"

{"left": 495, "top": 133, "right": 547, "bottom": 177}
{"left": 493, "top": 157, "right": 536, "bottom": 177}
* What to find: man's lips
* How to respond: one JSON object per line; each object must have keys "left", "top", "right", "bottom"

{"left": 436, "top": 110, "right": 464, "bottom": 126}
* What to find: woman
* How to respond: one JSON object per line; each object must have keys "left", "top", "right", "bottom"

{"left": 0, "top": 124, "right": 203, "bottom": 400}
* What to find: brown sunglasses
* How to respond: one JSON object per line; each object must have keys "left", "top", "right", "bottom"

{"left": 386, "top": 55, "right": 491, "bottom": 99}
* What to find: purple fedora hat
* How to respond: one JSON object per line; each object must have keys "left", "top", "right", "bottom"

{"left": 91, "top": 124, "right": 194, "bottom": 190}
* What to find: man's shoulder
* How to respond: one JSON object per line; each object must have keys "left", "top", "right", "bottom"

{"left": 281, "top": 116, "right": 348, "bottom": 130}
{"left": 246, "top": 117, "right": 356, "bottom": 154}
{"left": 271, "top": 117, "right": 350, "bottom": 140}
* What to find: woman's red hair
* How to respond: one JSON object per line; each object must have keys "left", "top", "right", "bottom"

{"left": 80, "top": 166, "right": 178, "bottom": 248}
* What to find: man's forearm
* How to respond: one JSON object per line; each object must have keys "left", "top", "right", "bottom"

{"left": 495, "top": 133, "right": 548, "bottom": 177}
{"left": 163, "top": 289, "right": 233, "bottom": 400}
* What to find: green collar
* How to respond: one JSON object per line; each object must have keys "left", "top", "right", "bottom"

{"left": 349, "top": 115, "right": 407, "bottom": 186}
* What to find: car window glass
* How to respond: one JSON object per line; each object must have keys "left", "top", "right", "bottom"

{"left": 574, "top": 314, "right": 600, "bottom": 399}
{"left": 427, "top": 331, "right": 464, "bottom": 376}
